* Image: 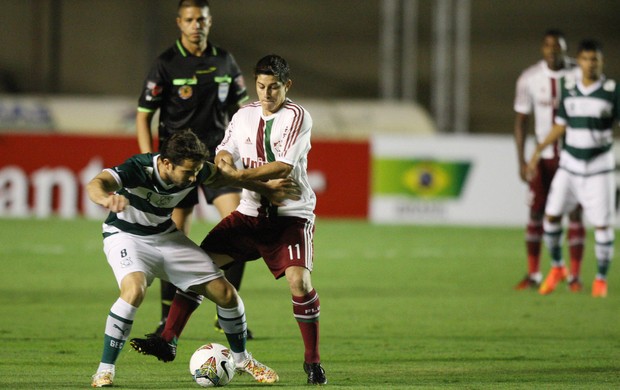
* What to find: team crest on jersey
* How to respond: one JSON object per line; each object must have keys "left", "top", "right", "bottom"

{"left": 178, "top": 85, "right": 193, "bottom": 100}
{"left": 154, "top": 195, "right": 174, "bottom": 207}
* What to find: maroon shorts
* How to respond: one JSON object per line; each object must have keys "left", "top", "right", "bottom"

{"left": 201, "top": 211, "right": 315, "bottom": 279}
{"left": 528, "top": 157, "right": 559, "bottom": 214}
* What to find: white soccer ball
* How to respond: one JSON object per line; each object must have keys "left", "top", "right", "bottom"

{"left": 189, "top": 343, "right": 236, "bottom": 387}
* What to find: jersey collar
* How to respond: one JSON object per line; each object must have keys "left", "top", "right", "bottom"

{"left": 176, "top": 39, "right": 218, "bottom": 58}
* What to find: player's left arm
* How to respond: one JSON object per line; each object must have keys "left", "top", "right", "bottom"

{"left": 526, "top": 122, "right": 566, "bottom": 180}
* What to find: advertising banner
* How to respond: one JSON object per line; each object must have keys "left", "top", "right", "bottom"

{"left": 371, "top": 134, "right": 528, "bottom": 226}
{"left": 0, "top": 133, "right": 368, "bottom": 219}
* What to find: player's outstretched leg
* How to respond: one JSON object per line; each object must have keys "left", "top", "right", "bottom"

{"left": 91, "top": 298, "right": 137, "bottom": 387}
{"left": 217, "top": 301, "right": 278, "bottom": 383}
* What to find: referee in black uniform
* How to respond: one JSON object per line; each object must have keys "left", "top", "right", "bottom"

{"left": 136, "top": 0, "right": 252, "bottom": 338}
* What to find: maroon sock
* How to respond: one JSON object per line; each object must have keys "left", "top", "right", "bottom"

{"left": 526, "top": 221, "right": 543, "bottom": 274}
{"left": 568, "top": 222, "right": 585, "bottom": 277}
{"left": 292, "top": 289, "right": 321, "bottom": 363}
{"left": 160, "top": 290, "right": 202, "bottom": 343}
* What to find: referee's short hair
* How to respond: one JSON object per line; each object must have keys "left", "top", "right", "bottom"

{"left": 178, "top": 0, "right": 209, "bottom": 10}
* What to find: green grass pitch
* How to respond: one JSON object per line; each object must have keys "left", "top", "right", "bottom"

{"left": 1, "top": 217, "right": 619, "bottom": 389}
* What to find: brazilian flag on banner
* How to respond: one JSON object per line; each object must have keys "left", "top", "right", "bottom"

{"left": 373, "top": 158, "right": 471, "bottom": 199}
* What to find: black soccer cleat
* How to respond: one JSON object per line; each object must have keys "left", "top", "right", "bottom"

{"left": 130, "top": 333, "right": 176, "bottom": 362}
{"left": 303, "top": 362, "right": 327, "bottom": 385}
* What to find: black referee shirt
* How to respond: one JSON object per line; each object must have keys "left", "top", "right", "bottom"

{"left": 138, "top": 39, "right": 249, "bottom": 154}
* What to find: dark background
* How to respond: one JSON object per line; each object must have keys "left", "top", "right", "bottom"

{"left": 1, "top": 0, "right": 619, "bottom": 134}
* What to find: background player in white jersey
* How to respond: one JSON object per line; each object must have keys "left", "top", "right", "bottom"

{"left": 527, "top": 39, "right": 620, "bottom": 298}
{"left": 87, "top": 130, "right": 295, "bottom": 387}
{"left": 131, "top": 54, "right": 327, "bottom": 385}
{"left": 513, "top": 29, "right": 585, "bottom": 291}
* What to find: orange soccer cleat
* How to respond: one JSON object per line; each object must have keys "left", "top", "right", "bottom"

{"left": 514, "top": 274, "right": 542, "bottom": 290}
{"left": 567, "top": 276, "right": 583, "bottom": 292}
{"left": 538, "top": 266, "right": 568, "bottom": 295}
{"left": 592, "top": 279, "right": 608, "bottom": 298}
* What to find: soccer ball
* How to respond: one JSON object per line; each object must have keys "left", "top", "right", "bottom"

{"left": 189, "top": 343, "right": 236, "bottom": 387}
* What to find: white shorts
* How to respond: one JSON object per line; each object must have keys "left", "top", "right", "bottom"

{"left": 103, "top": 229, "right": 223, "bottom": 291}
{"left": 545, "top": 168, "right": 615, "bottom": 227}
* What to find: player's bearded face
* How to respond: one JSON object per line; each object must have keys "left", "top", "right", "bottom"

{"left": 164, "top": 159, "right": 203, "bottom": 188}
{"left": 177, "top": 6, "right": 211, "bottom": 44}
{"left": 256, "top": 75, "right": 291, "bottom": 116}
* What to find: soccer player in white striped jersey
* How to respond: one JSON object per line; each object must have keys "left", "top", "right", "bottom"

{"left": 528, "top": 39, "right": 620, "bottom": 298}
{"left": 142, "top": 54, "right": 327, "bottom": 385}
{"left": 514, "top": 29, "right": 585, "bottom": 291}
{"left": 87, "top": 130, "right": 295, "bottom": 387}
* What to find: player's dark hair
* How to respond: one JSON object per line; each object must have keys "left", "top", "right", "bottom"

{"left": 544, "top": 29, "right": 567, "bottom": 50}
{"left": 160, "top": 129, "right": 208, "bottom": 165}
{"left": 544, "top": 29, "right": 565, "bottom": 40}
{"left": 577, "top": 39, "right": 602, "bottom": 54}
{"left": 254, "top": 54, "right": 290, "bottom": 83}
{"left": 178, "top": 0, "right": 209, "bottom": 10}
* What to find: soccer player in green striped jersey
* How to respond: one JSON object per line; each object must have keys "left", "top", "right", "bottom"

{"left": 87, "top": 130, "right": 298, "bottom": 387}
{"left": 528, "top": 39, "right": 620, "bottom": 298}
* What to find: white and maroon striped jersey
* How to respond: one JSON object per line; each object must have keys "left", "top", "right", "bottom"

{"left": 217, "top": 98, "right": 316, "bottom": 220}
{"left": 514, "top": 59, "right": 578, "bottom": 159}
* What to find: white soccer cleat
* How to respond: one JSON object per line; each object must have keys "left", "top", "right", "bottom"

{"left": 235, "top": 353, "right": 279, "bottom": 383}
{"left": 91, "top": 369, "right": 114, "bottom": 387}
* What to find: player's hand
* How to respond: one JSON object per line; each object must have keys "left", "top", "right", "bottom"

{"left": 102, "top": 194, "right": 129, "bottom": 213}
{"left": 265, "top": 178, "right": 302, "bottom": 206}
{"left": 519, "top": 163, "right": 529, "bottom": 183}
{"left": 525, "top": 149, "right": 541, "bottom": 182}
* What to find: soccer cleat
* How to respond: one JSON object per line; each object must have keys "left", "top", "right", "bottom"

{"left": 538, "top": 266, "right": 568, "bottom": 295}
{"left": 304, "top": 362, "right": 327, "bottom": 385}
{"left": 214, "top": 315, "right": 254, "bottom": 339}
{"left": 235, "top": 354, "right": 279, "bottom": 383}
{"left": 592, "top": 279, "right": 608, "bottom": 298}
{"left": 130, "top": 333, "right": 176, "bottom": 362}
{"left": 514, "top": 274, "right": 541, "bottom": 290}
{"left": 567, "top": 276, "right": 583, "bottom": 292}
{"left": 91, "top": 369, "right": 114, "bottom": 388}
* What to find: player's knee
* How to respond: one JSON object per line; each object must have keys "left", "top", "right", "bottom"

{"left": 210, "top": 280, "right": 238, "bottom": 308}
{"left": 595, "top": 226, "right": 614, "bottom": 244}
{"left": 286, "top": 267, "right": 313, "bottom": 296}
{"left": 120, "top": 283, "right": 147, "bottom": 307}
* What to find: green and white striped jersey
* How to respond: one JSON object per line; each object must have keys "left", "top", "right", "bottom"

{"left": 101, "top": 153, "right": 214, "bottom": 236}
{"left": 556, "top": 75, "right": 620, "bottom": 175}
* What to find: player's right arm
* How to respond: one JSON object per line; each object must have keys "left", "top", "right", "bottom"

{"left": 206, "top": 157, "right": 301, "bottom": 205}
{"left": 86, "top": 170, "right": 129, "bottom": 213}
{"left": 136, "top": 110, "right": 156, "bottom": 153}
{"left": 514, "top": 112, "right": 530, "bottom": 182}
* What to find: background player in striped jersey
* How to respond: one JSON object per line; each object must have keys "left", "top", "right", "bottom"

{"left": 513, "top": 29, "right": 585, "bottom": 291}
{"left": 136, "top": 0, "right": 252, "bottom": 337}
{"left": 87, "top": 130, "right": 295, "bottom": 387}
{"left": 527, "top": 39, "right": 620, "bottom": 298}
{"left": 131, "top": 54, "right": 327, "bottom": 385}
